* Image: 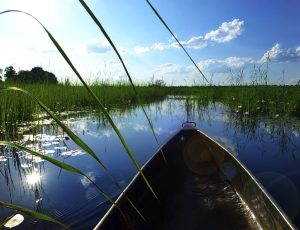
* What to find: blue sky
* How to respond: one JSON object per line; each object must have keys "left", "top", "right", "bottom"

{"left": 0, "top": 0, "right": 299, "bottom": 85}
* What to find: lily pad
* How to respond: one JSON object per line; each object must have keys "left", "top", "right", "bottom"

{"left": 4, "top": 214, "right": 24, "bottom": 228}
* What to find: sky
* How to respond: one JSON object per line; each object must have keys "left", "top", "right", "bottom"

{"left": 0, "top": 0, "right": 299, "bottom": 85}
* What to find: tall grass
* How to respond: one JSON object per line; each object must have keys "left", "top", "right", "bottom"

{"left": 0, "top": 6, "right": 161, "bottom": 228}
{"left": 170, "top": 85, "right": 300, "bottom": 118}
{"left": 0, "top": 0, "right": 299, "bottom": 228}
{"left": 0, "top": 82, "right": 170, "bottom": 124}
{"left": 1, "top": 84, "right": 299, "bottom": 139}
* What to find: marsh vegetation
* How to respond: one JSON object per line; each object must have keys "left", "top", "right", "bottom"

{"left": 0, "top": 0, "right": 299, "bottom": 229}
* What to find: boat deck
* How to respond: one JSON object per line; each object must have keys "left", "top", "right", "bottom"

{"left": 155, "top": 172, "right": 260, "bottom": 230}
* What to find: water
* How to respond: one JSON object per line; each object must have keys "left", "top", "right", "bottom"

{"left": 1, "top": 96, "right": 300, "bottom": 229}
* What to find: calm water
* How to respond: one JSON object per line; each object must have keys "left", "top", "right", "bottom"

{"left": 1, "top": 96, "right": 300, "bottom": 229}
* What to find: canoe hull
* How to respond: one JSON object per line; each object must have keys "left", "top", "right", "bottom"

{"left": 95, "top": 128, "right": 295, "bottom": 230}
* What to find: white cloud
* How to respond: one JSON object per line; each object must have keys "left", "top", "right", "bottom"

{"left": 260, "top": 43, "right": 300, "bottom": 63}
{"left": 80, "top": 172, "right": 96, "bottom": 187}
{"left": 151, "top": 19, "right": 244, "bottom": 51}
{"left": 152, "top": 42, "right": 170, "bottom": 51}
{"left": 204, "top": 19, "right": 244, "bottom": 43}
{"left": 171, "top": 36, "right": 208, "bottom": 49}
{"left": 155, "top": 57, "right": 253, "bottom": 76}
{"left": 134, "top": 46, "right": 150, "bottom": 54}
{"left": 154, "top": 56, "right": 254, "bottom": 85}
{"left": 197, "top": 56, "right": 253, "bottom": 72}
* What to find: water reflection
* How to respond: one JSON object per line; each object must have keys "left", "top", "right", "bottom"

{"left": 26, "top": 170, "right": 42, "bottom": 185}
{"left": 0, "top": 97, "right": 300, "bottom": 229}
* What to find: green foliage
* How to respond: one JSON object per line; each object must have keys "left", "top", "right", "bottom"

{"left": 170, "top": 85, "right": 300, "bottom": 118}
{"left": 4, "top": 66, "right": 17, "bottom": 81}
{"left": 0, "top": 82, "right": 169, "bottom": 124}
{"left": 149, "top": 77, "right": 166, "bottom": 87}
{"left": 0, "top": 201, "right": 70, "bottom": 229}
{"left": 3, "top": 66, "right": 58, "bottom": 84}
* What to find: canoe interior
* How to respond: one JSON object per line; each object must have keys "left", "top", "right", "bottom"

{"left": 95, "top": 129, "right": 295, "bottom": 230}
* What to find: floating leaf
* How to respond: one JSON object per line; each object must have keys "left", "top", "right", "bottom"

{"left": 4, "top": 214, "right": 24, "bottom": 228}
{"left": 0, "top": 202, "right": 69, "bottom": 229}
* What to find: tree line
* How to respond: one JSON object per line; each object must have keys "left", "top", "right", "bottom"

{"left": 0, "top": 66, "right": 58, "bottom": 84}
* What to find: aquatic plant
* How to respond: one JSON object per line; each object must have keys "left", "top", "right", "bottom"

{"left": 1, "top": 1, "right": 299, "bottom": 229}
{"left": 0, "top": 3, "right": 158, "bottom": 227}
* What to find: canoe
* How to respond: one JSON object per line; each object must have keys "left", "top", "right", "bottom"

{"left": 95, "top": 122, "right": 295, "bottom": 230}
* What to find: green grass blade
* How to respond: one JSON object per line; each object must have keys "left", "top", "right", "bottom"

{"left": 0, "top": 201, "right": 70, "bottom": 230}
{"left": 0, "top": 86, "right": 146, "bottom": 216}
{"left": 2, "top": 8, "right": 157, "bottom": 200}
{"left": 78, "top": 0, "right": 135, "bottom": 89}
{"left": 145, "top": 0, "right": 210, "bottom": 85}
{"left": 0, "top": 87, "right": 145, "bottom": 219}
{"left": 0, "top": 10, "right": 148, "bottom": 218}
{"left": 79, "top": 0, "right": 167, "bottom": 168}
{"left": 0, "top": 141, "right": 116, "bottom": 206}
{"left": 0, "top": 86, "right": 104, "bottom": 168}
{"left": 1, "top": 8, "right": 156, "bottom": 206}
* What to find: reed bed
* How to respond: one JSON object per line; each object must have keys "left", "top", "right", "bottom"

{"left": 170, "top": 85, "right": 300, "bottom": 118}
{"left": 0, "top": 82, "right": 170, "bottom": 123}
{"left": 0, "top": 0, "right": 299, "bottom": 227}
{"left": 1, "top": 83, "right": 299, "bottom": 129}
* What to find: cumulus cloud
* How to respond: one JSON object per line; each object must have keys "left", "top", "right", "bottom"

{"left": 197, "top": 57, "right": 254, "bottom": 72}
{"left": 154, "top": 57, "right": 254, "bottom": 82}
{"left": 171, "top": 19, "right": 244, "bottom": 49}
{"left": 172, "top": 36, "right": 208, "bottom": 49}
{"left": 135, "top": 19, "right": 244, "bottom": 53}
{"left": 134, "top": 46, "right": 150, "bottom": 54}
{"left": 154, "top": 19, "right": 244, "bottom": 51}
{"left": 204, "top": 19, "right": 244, "bottom": 43}
{"left": 154, "top": 42, "right": 300, "bottom": 84}
{"left": 152, "top": 42, "right": 171, "bottom": 51}
{"left": 85, "top": 39, "right": 111, "bottom": 54}
{"left": 260, "top": 43, "right": 300, "bottom": 63}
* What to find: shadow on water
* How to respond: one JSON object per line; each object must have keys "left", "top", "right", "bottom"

{"left": 1, "top": 97, "right": 300, "bottom": 229}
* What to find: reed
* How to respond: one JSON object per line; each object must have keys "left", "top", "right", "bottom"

{"left": 0, "top": 0, "right": 299, "bottom": 228}
{"left": 0, "top": 5, "right": 159, "bottom": 227}
{"left": 0, "top": 82, "right": 169, "bottom": 124}
{"left": 170, "top": 85, "right": 300, "bottom": 118}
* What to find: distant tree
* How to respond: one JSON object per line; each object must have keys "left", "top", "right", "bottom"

{"left": 18, "top": 70, "right": 32, "bottom": 83}
{"left": 4, "top": 66, "right": 17, "bottom": 82}
{"left": 31, "top": 66, "right": 44, "bottom": 82}
{"left": 154, "top": 79, "right": 166, "bottom": 87}
{"left": 43, "top": 71, "right": 58, "bottom": 84}
{"left": 4, "top": 66, "right": 58, "bottom": 84}
{"left": 30, "top": 66, "right": 58, "bottom": 84}
{"left": 297, "top": 79, "right": 300, "bottom": 85}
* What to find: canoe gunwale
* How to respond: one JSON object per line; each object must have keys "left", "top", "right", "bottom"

{"left": 94, "top": 127, "right": 296, "bottom": 230}
{"left": 94, "top": 129, "right": 183, "bottom": 229}
{"left": 198, "top": 129, "right": 296, "bottom": 230}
